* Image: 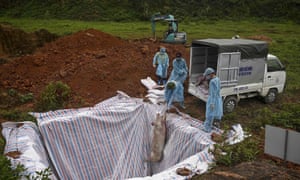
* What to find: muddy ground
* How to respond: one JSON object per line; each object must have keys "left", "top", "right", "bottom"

{"left": 0, "top": 24, "right": 299, "bottom": 179}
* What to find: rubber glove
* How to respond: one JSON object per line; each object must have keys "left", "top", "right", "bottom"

{"left": 179, "top": 70, "right": 184, "bottom": 75}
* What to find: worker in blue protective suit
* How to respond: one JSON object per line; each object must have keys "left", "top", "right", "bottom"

{"left": 169, "top": 52, "right": 188, "bottom": 84}
{"left": 164, "top": 80, "right": 185, "bottom": 110}
{"left": 153, "top": 47, "right": 169, "bottom": 85}
{"left": 202, "top": 67, "right": 223, "bottom": 133}
{"left": 171, "top": 21, "right": 177, "bottom": 33}
{"left": 167, "top": 52, "right": 188, "bottom": 108}
{"left": 167, "top": 21, "right": 177, "bottom": 34}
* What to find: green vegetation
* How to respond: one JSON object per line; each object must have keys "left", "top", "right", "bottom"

{"left": 214, "top": 136, "right": 260, "bottom": 166}
{"left": 0, "top": 81, "right": 70, "bottom": 179}
{"left": 0, "top": 17, "right": 150, "bottom": 38}
{"left": 35, "top": 81, "right": 71, "bottom": 112}
{"left": 0, "top": 155, "right": 52, "bottom": 180}
{"left": 0, "top": 89, "right": 34, "bottom": 108}
{"left": 269, "top": 103, "right": 300, "bottom": 131}
{"left": 0, "top": 110, "right": 36, "bottom": 124}
{"left": 1, "top": 0, "right": 299, "bottom": 23}
{"left": 31, "top": 167, "right": 52, "bottom": 180}
{"left": 0, "top": 156, "right": 26, "bottom": 180}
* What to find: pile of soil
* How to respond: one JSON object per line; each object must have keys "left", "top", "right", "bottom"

{"left": 0, "top": 28, "right": 189, "bottom": 106}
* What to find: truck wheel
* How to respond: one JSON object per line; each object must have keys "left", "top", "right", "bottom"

{"left": 264, "top": 89, "right": 277, "bottom": 104}
{"left": 223, "top": 96, "right": 238, "bottom": 113}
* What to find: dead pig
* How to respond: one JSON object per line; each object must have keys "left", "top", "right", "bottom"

{"left": 147, "top": 112, "right": 167, "bottom": 162}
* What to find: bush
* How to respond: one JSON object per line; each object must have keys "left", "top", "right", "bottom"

{"left": 0, "top": 89, "right": 34, "bottom": 108}
{"left": 0, "top": 155, "right": 26, "bottom": 180}
{"left": 31, "top": 167, "right": 52, "bottom": 180}
{"left": 19, "top": 93, "right": 34, "bottom": 103}
{"left": 0, "top": 154, "right": 52, "bottom": 180}
{"left": 35, "top": 81, "right": 71, "bottom": 112}
{"left": 0, "top": 110, "right": 36, "bottom": 123}
{"left": 214, "top": 136, "right": 260, "bottom": 166}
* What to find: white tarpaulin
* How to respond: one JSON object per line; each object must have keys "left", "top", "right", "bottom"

{"left": 3, "top": 91, "right": 245, "bottom": 179}
{"left": 2, "top": 121, "right": 57, "bottom": 179}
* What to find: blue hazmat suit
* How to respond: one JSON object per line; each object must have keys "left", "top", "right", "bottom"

{"left": 169, "top": 57, "right": 188, "bottom": 84}
{"left": 204, "top": 76, "right": 223, "bottom": 132}
{"left": 153, "top": 49, "right": 169, "bottom": 84}
{"left": 164, "top": 81, "right": 184, "bottom": 109}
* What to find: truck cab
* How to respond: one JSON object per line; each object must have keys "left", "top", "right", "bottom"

{"left": 263, "top": 54, "right": 286, "bottom": 103}
{"left": 188, "top": 39, "right": 286, "bottom": 113}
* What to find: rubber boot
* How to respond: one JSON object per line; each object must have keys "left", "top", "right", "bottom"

{"left": 180, "top": 101, "right": 186, "bottom": 109}
{"left": 213, "top": 119, "right": 221, "bottom": 129}
{"left": 203, "top": 116, "right": 214, "bottom": 133}
{"left": 157, "top": 79, "right": 162, "bottom": 85}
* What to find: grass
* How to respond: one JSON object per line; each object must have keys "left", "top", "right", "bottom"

{"left": 0, "top": 17, "right": 150, "bottom": 38}
{"left": 1, "top": 17, "right": 298, "bottom": 42}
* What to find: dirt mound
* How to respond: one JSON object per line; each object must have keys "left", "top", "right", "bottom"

{"left": 0, "top": 28, "right": 189, "bottom": 106}
{"left": 0, "top": 24, "right": 58, "bottom": 58}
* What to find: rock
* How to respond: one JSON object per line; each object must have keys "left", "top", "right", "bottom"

{"left": 214, "top": 171, "right": 246, "bottom": 179}
{"left": 33, "top": 58, "right": 44, "bottom": 66}
{"left": 24, "top": 79, "right": 32, "bottom": 87}
{"left": 95, "top": 53, "right": 106, "bottom": 59}
{"left": 59, "top": 69, "right": 68, "bottom": 77}
{"left": 141, "top": 45, "right": 149, "bottom": 54}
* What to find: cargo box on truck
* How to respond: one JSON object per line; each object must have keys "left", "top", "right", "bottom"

{"left": 188, "top": 38, "right": 286, "bottom": 113}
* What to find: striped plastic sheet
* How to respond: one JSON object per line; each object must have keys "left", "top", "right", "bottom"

{"left": 29, "top": 93, "right": 217, "bottom": 179}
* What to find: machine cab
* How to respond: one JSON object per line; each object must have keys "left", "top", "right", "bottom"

{"left": 151, "top": 13, "right": 187, "bottom": 44}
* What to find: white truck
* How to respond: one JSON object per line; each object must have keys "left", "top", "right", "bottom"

{"left": 188, "top": 38, "right": 286, "bottom": 113}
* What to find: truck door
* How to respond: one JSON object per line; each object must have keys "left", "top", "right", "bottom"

{"left": 264, "top": 55, "right": 286, "bottom": 93}
{"left": 217, "top": 52, "right": 241, "bottom": 87}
